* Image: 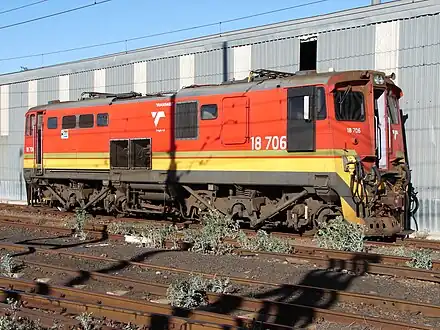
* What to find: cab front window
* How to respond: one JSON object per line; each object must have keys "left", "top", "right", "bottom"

{"left": 333, "top": 87, "right": 365, "bottom": 122}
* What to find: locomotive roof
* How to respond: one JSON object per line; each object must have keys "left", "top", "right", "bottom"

{"left": 27, "top": 69, "right": 395, "bottom": 112}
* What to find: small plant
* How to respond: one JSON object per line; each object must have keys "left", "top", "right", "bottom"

{"left": 107, "top": 222, "right": 127, "bottom": 235}
{"left": 183, "top": 210, "right": 239, "bottom": 255}
{"left": 76, "top": 312, "right": 98, "bottom": 330}
{"left": 205, "top": 275, "right": 233, "bottom": 294}
{"left": 0, "top": 298, "right": 50, "bottom": 330}
{"left": 0, "top": 254, "right": 16, "bottom": 277}
{"left": 237, "top": 230, "right": 292, "bottom": 253}
{"left": 137, "top": 224, "right": 179, "bottom": 249}
{"left": 314, "top": 217, "right": 365, "bottom": 252}
{"left": 406, "top": 248, "right": 433, "bottom": 270}
{"left": 108, "top": 221, "right": 152, "bottom": 236}
{"left": 74, "top": 208, "right": 88, "bottom": 241}
{"left": 166, "top": 274, "right": 232, "bottom": 309}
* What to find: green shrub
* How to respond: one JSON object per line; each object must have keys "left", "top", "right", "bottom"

{"left": 0, "top": 254, "right": 16, "bottom": 277}
{"left": 137, "top": 224, "right": 179, "bottom": 249}
{"left": 406, "top": 248, "right": 433, "bottom": 270}
{"left": 166, "top": 274, "right": 232, "bottom": 309}
{"left": 237, "top": 230, "right": 292, "bottom": 253}
{"left": 314, "top": 217, "right": 365, "bottom": 252}
{"left": 183, "top": 210, "right": 239, "bottom": 255}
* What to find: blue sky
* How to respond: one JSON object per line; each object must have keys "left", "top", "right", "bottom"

{"left": 0, "top": 0, "right": 394, "bottom": 74}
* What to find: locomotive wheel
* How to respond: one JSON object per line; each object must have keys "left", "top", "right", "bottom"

{"left": 313, "top": 205, "right": 341, "bottom": 230}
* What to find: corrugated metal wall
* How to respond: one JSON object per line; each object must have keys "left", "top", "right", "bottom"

{"left": 0, "top": 82, "right": 27, "bottom": 202}
{"left": 398, "top": 14, "right": 440, "bottom": 232}
{"left": 146, "top": 57, "right": 180, "bottom": 93}
{"left": 251, "top": 38, "right": 299, "bottom": 73}
{"left": 106, "top": 64, "right": 134, "bottom": 94}
{"left": 70, "top": 71, "right": 94, "bottom": 101}
{"left": 0, "top": 1, "right": 438, "bottom": 232}
{"left": 37, "top": 77, "right": 58, "bottom": 105}
{"left": 194, "top": 49, "right": 225, "bottom": 85}
{"left": 317, "top": 25, "right": 376, "bottom": 72}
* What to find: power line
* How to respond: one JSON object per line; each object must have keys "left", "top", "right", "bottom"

{"left": 0, "top": 0, "right": 329, "bottom": 63}
{"left": 0, "top": 0, "right": 114, "bottom": 31}
{"left": 0, "top": 0, "right": 49, "bottom": 15}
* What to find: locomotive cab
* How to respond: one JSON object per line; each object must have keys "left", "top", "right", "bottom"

{"left": 328, "top": 71, "right": 412, "bottom": 236}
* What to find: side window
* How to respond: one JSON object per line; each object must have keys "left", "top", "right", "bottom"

{"left": 97, "top": 113, "right": 109, "bottom": 127}
{"left": 62, "top": 115, "right": 76, "bottom": 129}
{"left": 386, "top": 91, "right": 399, "bottom": 124}
{"left": 29, "top": 114, "right": 36, "bottom": 135}
{"left": 334, "top": 90, "right": 365, "bottom": 122}
{"left": 47, "top": 117, "right": 58, "bottom": 129}
{"left": 315, "top": 87, "right": 327, "bottom": 120}
{"left": 201, "top": 104, "right": 218, "bottom": 120}
{"left": 175, "top": 101, "right": 198, "bottom": 139}
{"left": 79, "top": 114, "right": 94, "bottom": 128}
{"left": 25, "top": 116, "right": 30, "bottom": 136}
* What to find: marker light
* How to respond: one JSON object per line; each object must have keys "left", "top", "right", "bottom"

{"left": 374, "top": 74, "right": 385, "bottom": 85}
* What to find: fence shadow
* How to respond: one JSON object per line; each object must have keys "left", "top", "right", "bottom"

{"left": 200, "top": 253, "right": 381, "bottom": 329}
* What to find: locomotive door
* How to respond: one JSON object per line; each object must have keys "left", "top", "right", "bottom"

{"left": 374, "top": 89, "right": 388, "bottom": 169}
{"left": 34, "top": 112, "right": 44, "bottom": 175}
{"left": 221, "top": 96, "right": 249, "bottom": 145}
{"left": 286, "top": 86, "right": 316, "bottom": 152}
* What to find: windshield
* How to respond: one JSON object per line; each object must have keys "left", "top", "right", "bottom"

{"left": 334, "top": 88, "right": 365, "bottom": 121}
{"left": 386, "top": 91, "right": 399, "bottom": 124}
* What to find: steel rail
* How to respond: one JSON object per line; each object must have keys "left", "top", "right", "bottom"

{"left": 0, "top": 270, "right": 432, "bottom": 330}
{"left": 20, "top": 258, "right": 440, "bottom": 319}
{"left": 0, "top": 277, "right": 287, "bottom": 330}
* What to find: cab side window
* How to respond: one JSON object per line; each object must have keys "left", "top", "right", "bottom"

{"left": 97, "top": 113, "right": 109, "bottom": 127}
{"left": 62, "top": 115, "right": 76, "bottom": 129}
{"left": 47, "top": 117, "right": 58, "bottom": 129}
{"left": 26, "top": 114, "right": 36, "bottom": 136}
{"left": 201, "top": 104, "right": 218, "bottom": 120}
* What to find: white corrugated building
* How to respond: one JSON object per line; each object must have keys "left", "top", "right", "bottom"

{"left": 0, "top": 0, "right": 439, "bottom": 232}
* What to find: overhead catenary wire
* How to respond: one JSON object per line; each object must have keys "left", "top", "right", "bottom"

{"left": 0, "top": 0, "right": 49, "bottom": 15}
{"left": 0, "top": 0, "right": 114, "bottom": 31}
{"left": 0, "top": 0, "right": 330, "bottom": 63}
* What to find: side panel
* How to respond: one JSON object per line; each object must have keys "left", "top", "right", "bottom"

{"left": 221, "top": 96, "right": 249, "bottom": 145}
{"left": 287, "top": 86, "right": 316, "bottom": 152}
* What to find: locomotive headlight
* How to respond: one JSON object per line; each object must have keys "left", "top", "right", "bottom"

{"left": 373, "top": 74, "right": 385, "bottom": 85}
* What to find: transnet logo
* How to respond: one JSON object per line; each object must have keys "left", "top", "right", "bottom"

{"left": 151, "top": 111, "right": 165, "bottom": 127}
{"left": 151, "top": 111, "right": 166, "bottom": 132}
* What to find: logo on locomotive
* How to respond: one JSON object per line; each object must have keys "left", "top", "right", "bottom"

{"left": 151, "top": 110, "right": 166, "bottom": 132}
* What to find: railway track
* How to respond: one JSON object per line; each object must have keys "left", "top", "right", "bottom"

{"left": 1, "top": 210, "right": 439, "bottom": 250}
{"left": 0, "top": 241, "right": 436, "bottom": 329}
{"left": 1, "top": 277, "right": 284, "bottom": 329}
{"left": 1, "top": 216, "right": 440, "bottom": 284}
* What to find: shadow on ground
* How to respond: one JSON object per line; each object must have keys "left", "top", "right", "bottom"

{"left": 2, "top": 248, "right": 382, "bottom": 329}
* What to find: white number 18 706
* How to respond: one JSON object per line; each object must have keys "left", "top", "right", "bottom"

{"left": 250, "top": 135, "right": 287, "bottom": 150}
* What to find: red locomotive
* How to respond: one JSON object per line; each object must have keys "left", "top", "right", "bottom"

{"left": 23, "top": 69, "right": 417, "bottom": 237}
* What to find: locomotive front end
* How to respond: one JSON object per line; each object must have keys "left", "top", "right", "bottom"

{"left": 333, "top": 71, "right": 416, "bottom": 236}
